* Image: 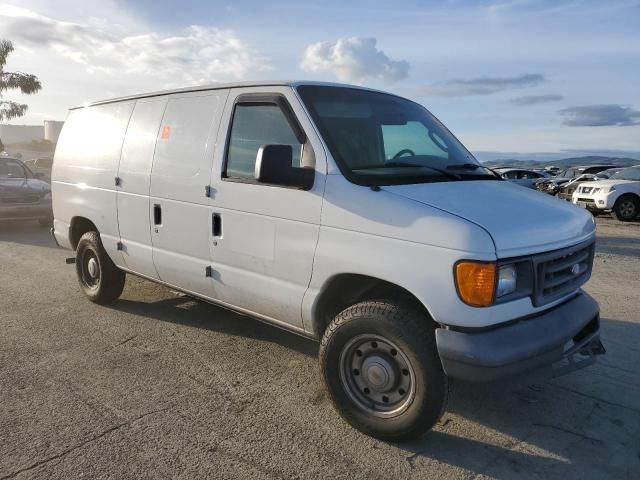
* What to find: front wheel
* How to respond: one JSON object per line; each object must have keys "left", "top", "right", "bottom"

{"left": 613, "top": 195, "right": 639, "bottom": 221}
{"left": 319, "top": 300, "right": 448, "bottom": 441}
{"left": 75, "top": 231, "right": 126, "bottom": 304}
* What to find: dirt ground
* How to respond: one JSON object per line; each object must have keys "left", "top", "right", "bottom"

{"left": 0, "top": 216, "right": 638, "bottom": 479}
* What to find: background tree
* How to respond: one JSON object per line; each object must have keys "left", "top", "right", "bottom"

{"left": 0, "top": 39, "right": 41, "bottom": 123}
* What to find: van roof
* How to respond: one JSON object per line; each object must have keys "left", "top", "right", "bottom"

{"left": 71, "top": 80, "right": 386, "bottom": 109}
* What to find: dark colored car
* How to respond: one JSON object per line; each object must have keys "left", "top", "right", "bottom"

{"left": 494, "top": 168, "right": 549, "bottom": 189}
{"left": 535, "top": 164, "right": 616, "bottom": 196}
{"left": 0, "top": 156, "right": 53, "bottom": 226}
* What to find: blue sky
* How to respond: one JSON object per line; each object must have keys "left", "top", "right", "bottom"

{"left": 1, "top": 0, "right": 639, "bottom": 159}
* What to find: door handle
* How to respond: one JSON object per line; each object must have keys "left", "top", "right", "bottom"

{"left": 212, "top": 213, "right": 222, "bottom": 237}
{"left": 153, "top": 204, "right": 162, "bottom": 226}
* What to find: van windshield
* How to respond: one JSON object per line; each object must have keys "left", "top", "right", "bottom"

{"left": 296, "top": 85, "right": 498, "bottom": 186}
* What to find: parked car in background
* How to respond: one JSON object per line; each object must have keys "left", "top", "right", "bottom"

{"left": 557, "top": 167, "right": 628, "bottom": 201}
{"left": 494, "top": 167, "right": 549, "bottom": 188}
{"left": 557, "top": 173, "right": 598, "bottom": 201}
{"left": 594, "top": 167, "right": 625, "bottom": 179}
{"left": 0, "top": 156, "right": 53, "bottom": 226}
{"left": 24, "top": 156, "right": 54, "bottom": 180}
{"left": 536, "top": 164, "right": 616, "bottom": 195}
{"left": 572, "top": 165, "right": 640, "bottom": 221}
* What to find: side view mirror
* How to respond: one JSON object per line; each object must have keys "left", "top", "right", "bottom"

{"left": 254, "top": 144, "right": 314, "bottom": 190}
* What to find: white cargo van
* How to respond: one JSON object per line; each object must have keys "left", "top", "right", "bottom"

{"left": 51, "top": 81, "right": 605, "bottom": 441}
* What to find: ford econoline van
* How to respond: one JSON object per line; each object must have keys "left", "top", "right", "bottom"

{"left": 51, "top": 81, "right": 605, "bottom": 441}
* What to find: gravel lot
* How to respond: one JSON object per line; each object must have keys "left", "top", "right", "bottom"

{"left": 1, "top": 216, "right": 638, "bottom": 479}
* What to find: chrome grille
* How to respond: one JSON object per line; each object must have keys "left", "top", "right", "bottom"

{"left": 532, "top": 240, "right": 595, "bottom": 306}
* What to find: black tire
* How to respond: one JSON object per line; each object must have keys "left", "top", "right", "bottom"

{"left": 319, "top": 300, "right": 448, "bottom": 442}
{"left": 75, "top": 231, "right": 125, "bottom": 304}
{"left": 613, "top": 194, "right": 639, "bottom": 221}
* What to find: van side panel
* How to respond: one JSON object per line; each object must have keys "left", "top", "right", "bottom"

{"left": 149, "top": 91, "right": 229, "bottom": 296}
{"left": 52, "top": 101, "right": 135, "bottom": 256}
{"left": 116, "top": 97, "right": 167, "bottom": 278}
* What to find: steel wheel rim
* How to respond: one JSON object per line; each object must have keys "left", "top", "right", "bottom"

{"left": 81, "top": 250, "right": 100, "bottom": 289}
{"left": 619, "top": 200, "right": 636, "bottom": 218}
{"left": 339, "top": 334, "right": 416, "bottom": 418}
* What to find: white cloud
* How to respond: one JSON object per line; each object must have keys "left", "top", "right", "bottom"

{"left": 301, "top": 37, "right": 409, "bottom": 84}
{"left": 0, "top": 5, "right": 270, "bottom": 87}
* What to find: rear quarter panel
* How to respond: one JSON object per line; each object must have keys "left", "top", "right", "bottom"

{"left": 52, "top": 101, "right": 135, "bottom": 252}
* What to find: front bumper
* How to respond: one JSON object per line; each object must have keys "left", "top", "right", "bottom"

{"left": 436, "top": 292, "right": 604, "bottom": 382}
{"left": 572, "top": 193, "right": 614, "bottom": 211}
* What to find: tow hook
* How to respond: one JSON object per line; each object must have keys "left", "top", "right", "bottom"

{"left": 552, "top": 334, "right": 605, "bottom": 378}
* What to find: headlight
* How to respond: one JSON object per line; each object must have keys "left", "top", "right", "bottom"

{"left": 602, "top": 186, "right": 615, "bottom": 193}
{"left": 592, "top": 188, "right": 600, "bottom": 194}
{"left": 496, "top": 264, "right": 517, "bottom": 297}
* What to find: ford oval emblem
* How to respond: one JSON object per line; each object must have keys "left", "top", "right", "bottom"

{"left": 571, "top": 264, "right": 581, "bottom": 276}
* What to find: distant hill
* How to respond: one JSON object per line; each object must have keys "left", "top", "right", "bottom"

{"left": 482, "top": 156, "right": 640, "bottom": 170}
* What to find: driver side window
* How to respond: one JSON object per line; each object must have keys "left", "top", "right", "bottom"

{"left": 225, "top": 103, "right": 302, "bottom": 180}
{"left": 381, "top": 121, "right": 448, "bottom": 160}
{"left": 0, "top": 159, "right": 26, "bottom": 179}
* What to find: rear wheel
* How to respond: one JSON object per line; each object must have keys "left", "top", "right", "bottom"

{"left": 75, "top": 231, "right": 125, "bottom": 304}
{"left": 613, "top": 195, "right": 639, "bottom": 221}
{"left": 319, "top": 300, "right": 448, "bottom": 441}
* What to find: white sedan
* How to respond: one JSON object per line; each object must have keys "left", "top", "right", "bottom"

{"left": 572, "top": 165, "right": 640, "bottom": 221}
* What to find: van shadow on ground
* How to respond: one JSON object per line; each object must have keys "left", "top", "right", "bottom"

{"left": 111, "top": 288, "right": 640, "bottom": 477}
{"left": 113, "top": 291, "right": 319, "bottom": 358}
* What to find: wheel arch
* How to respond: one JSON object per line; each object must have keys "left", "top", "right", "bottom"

{"left": 615, "top": 191, "right": 640, "bottom": 203}
{"left": 311, "top": 273, "right": 438, "bottom": 339}
{"left": 613, "top": 192, "right": 640, "bottom": 220}
{"left": 69, "top": 216, "right": 99, "bottom": 250}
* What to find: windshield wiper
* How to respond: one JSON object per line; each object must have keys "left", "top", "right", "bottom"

{"left": 446, "top": 163, "right": 502, "bottom": 179}
{"left": 355, "top": 161, "right": 461, "bottom": 180}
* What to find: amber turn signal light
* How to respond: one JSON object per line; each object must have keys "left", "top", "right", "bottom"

{"left": 455, "top": 261, "right": 497, "bottom": 307}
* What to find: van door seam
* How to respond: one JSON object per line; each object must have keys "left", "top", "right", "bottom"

{"left": 114, "top": 102, "right": 136, "bottom": 265}
{"left": 148, "top": 98, "right": 169, "bottom": 280}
